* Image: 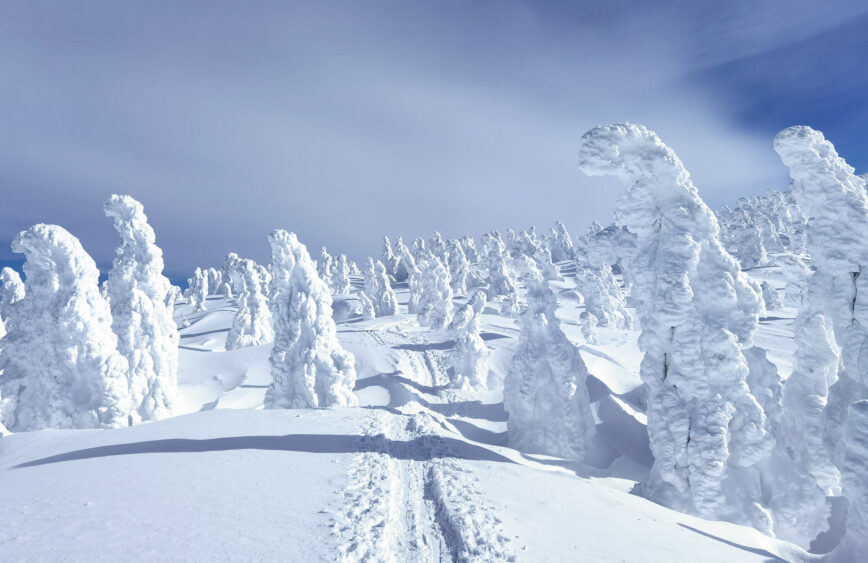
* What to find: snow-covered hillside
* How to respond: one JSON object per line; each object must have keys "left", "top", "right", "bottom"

{"left": 1, "top": 265, "right": 808, "bottom": 562}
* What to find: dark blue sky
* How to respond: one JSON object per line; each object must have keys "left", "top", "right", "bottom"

{"left": 1, "top": 1, "right": 866, "bottom": 281}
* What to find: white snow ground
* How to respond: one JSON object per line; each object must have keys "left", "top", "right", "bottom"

{"left": 0, "top": 268, "right": 812, "bottom": 562}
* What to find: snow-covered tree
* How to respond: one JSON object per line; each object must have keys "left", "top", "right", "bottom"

{"left": 460, "top": 235, "right": 479, "bottom": 264}
{"left": 548, "top": 221, "right": 574, "bottom": 262}
{"left": 759, "top": 281, "right": 782, "bottom": 312}
{"left": 364, "top": 258, "right": 398, "bottom": 317}
{"left": 265, "top": 230, "right": 357, "bottom": 409}
{"left": 400, "top": 244, "right": 423, "bottom": 314}
{"left": 206, "top": 268, "right": 222, "bottom": 295}
{"left": 331, "top": 254, "right": 351, "bottom": 294}
{"left": 416, "top": 256, "right": 453, "bottom": 328}
{"left": 503, "top": 279, "right": 596, "bottom": 461}
{"left": 357, "top": 291, "right": 375, "bottom": 320}
{"left": 579, "top": 265, "right": 632, "bottom": 329}
{"left": 317, "top": 247, "right": 333, "bottom": 289}
{"left": 448, "top": 290, "right": 488, "bottom": 389}
{"left": 189, "top": 267, "right": 208, "bottom": 312}
{"left": 580, "top": 311, "right": 599, "bottom": 344}
{"left": 778, "top": 254, "right": 810, "bottom": 308}
{"left": 429, "top": 231, "right": 447, "bottom": 262}
{"left": 0, "top": 267, "right": 25, "bottom": 328}
{"left": 394, "top": 236, "right": 412, "bottom": 282}
{"left": 226, "top": 258, "right": 274, "bottom": 350}
{"left": 104, "top": 194, "right": 180, "bottom": 423}
{"left": 381, "top": 236, "right": 399, "bottom": 277}
{"left": 0, "top": 224, "right": 131, "bottom": 431}
{"left": 219, "top": 252, "right": 240, "bottom": 296}
{"left": 166, "top": 285, "right": 182, "bottom": 310}
{"left": 481, "top": 232, "right": 519, "bottom": 304}
{"left": 829, "top": 400, "right": 868, "bottom": 561}
{"left": 446, "top": 239, "right": 469, "bottom": 296}
{"left": 579, "top": 123, "right": 772, "bottom": 529}
{"left": 774, "top": 126, "right": 868, "bottom": 460}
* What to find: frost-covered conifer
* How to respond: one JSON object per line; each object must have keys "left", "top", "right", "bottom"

{"left": 189, "top": 267, "right": 208, "bottom": 312}
{"left": 166, "top": 285, "right": 182, "bottom": 309}
{"left": 829, "top": 401, "right": 868, "bottom": 561}
{"left": 0, "top": 267, "right": 25, "bottom": 328}
{"left": 429, "top": 231, "right": 447, "bottom": 262}
{"left": 548, "top": 221, "right": 574, "bottom": 262}
{"left": 317, "top": 247, "right": 333, "bottom": 289}
{"left": 348, "top": 260, "right": 361, "bottom": 277}
{"left": 448, "top": 291, "right": 488, "bottom": 389}
{"left": 481, "top": 232, "right": 519, "bottom": 303}
{"left": 226, "top": 258, "right": 274, "bottom": 350}
{"left": 382, "top": 236, "right": 399, "bottom": 277}
{"left": 393, "top": 236, "right": 412, "bottom": 282}
{"left": 207, "top": 268, "right": 222, "bottom": 295}
{"left": 401, "top": 245, "right": 423, "bottom": 314}
{"left": 580, "top": 311, "right": 599, "bottom": 344}
{"left": 412, "top": 237, "right": 427, "bottom": 258}
{"left": 778, "top": 254, "right": 810, "bottom": 308}
{"left": 503, "top": 279, "right": 595, "bottom": 460}
{"left": 459, "top": 235, "right": 478, "bottom": 264}
{"left": 331, "top": 254, "right": 351, "bottom": 294}
{"left": 579, "top": 123, "right": 771, "bottom": 528}
{"left": 104, "top": 194, "right": 179, "bottom": 423}
{"left": 446, "top": 239, "right": 469, "bottom": 296}
{"left": 759, "top": 281, "right": 782, "bottom": 312}
{"left": 364, "top": 258, "right": 398, "bottom": 317}
{"left": 0, "top": 224, "right": 131, "bottom": 430}
{"left": 580, "top": 265, "right": 632, "bottom": 329}
{"left": 265, "top": 230, "right": 357, "bottom": 409}
{"left": 774, "top": 126, "right": 868, "bottom": 457}
{"left": 416, "top": 256, "right": 453, "bottom": 328}
{"left": 357, "top": 291, "right": 376, "bottom": 320}
{"left": 219, "top": 252, "right": 240, "bottom": 296}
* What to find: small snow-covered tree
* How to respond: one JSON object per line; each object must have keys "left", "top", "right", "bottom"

{"left": 481, "top": 232, "right": 519, "bottom": 304}
{"left": 189, "top": 267, "right": 208, "bottom": 312}
{"left": 579, "top": 265, "right": 632, "bottom": 329}
{"left": 446, "top": 239, "right": 469, "bottom": 297}
{"left": 429, "top": 231, "right": 447, "bottom": 261}
{"left": 448, "top": 290, "right": 488, "bottom": 389}
{"left": 778, "top": 254, "right": 810, "bottom": 308}
{"left": 775, "top": 127, "right": 868, "bottom": 460}
{"left": 394, "top": 236, "right": 412, "bottom": 282}
{"left": 460, "top": 235, "right": 479, "bottom": 263}
{"left": 400, "top": 245, "right": 423, "bottom": 314}
{"left": 364, "top": 258, "right": 398, "bottom": 317}
{"left": 0, "top": 267, "right": 25, "bottom": 328}
{"left": 829, "top": 400, "right": 868, "bottom": 561}
{"left": 226, "top": 258, "right": 274, "bottom": 350}
{"left": 760, "top": 281, "right": 782, "bottom": 312}
{"left": 548, "top": 221, "right": 574, "bottom": 262}
{"left": 382, "top": 236, "right": 399, "bottom": 277}
{"left": 503, "top": 279, "right": 596, "bottom": 461}
{"left": 579, "top": 123, "right": 772, "bottom": 529}
{"left": 104, "top": 194, "right": 180, "bottom": 423}
{"left": 219, "top": 252, "right": 240, "bottom": 296}
{"left": 265, "top": 230, "right": 357, "bottom": 409}
{"left": 0, "top": 224, "right": 131, "bottom": 430}
{"left": 416, "top": 256, "right": 453, "bottom": 328}
{"left": 580, "top": 311, "right": 599, "bottom": 344}
{"left": 166, "top": 285, "right": 182, "bottom": 309}
{"left": 317, "top": 247, "right": 333, "bottom": 289}
{"left": 357, "top": 291, "right": 376, "bottom": 320}
{"left": 207, "top": 268, "right": 222, "bottom": 295}
{"left": 331, "top": 254, "right": 351, "bottom": 294}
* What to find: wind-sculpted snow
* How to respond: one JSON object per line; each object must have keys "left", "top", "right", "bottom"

{"left": 579, "top": 123, "right": 771, "bottom": 530}
{"left": 416, "top": 255, "right": 453, "bottom": 329}
{"left": 104, "top": 194, "right": 180, "bottom": 423}
{"left": 447, "top": 291, "right": 489, "bottom": 389}
{"left": 774, "top": 126, "right": 868, "bottom": 461}
{"left": 0, "top": 224, "right": 130, "bottom": 431}
{"left": 226, "top": 258, "right": 274, "bottom": 350}
{"left": 0, "top": 267, "right": 24, "bottom": 329}
{"left": 363, "top": 258, "right": 398, "bottom": 318}
{"left": 829, "top": 400, "right": 868, "bottom": 561}
{"left": 265, "top": 230, "right": 357, "bottom": 409}
{"left": 503, "top": 279, "right": 595, "bottom": 461}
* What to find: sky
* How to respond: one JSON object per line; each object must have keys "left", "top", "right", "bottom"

{"left": 1, "top": 0, "right": 867, "bottom": 282}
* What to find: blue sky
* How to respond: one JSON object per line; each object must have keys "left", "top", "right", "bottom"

{"left": 1, "top": 1, "right": 866, "bottom": 282}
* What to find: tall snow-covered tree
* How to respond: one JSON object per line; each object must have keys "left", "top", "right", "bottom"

{"left": 104, "top": 194, "right": 180, "bottom": 423}
{"left": 481, "top": 232, "right": 519, "bottom": 305}
{"left": 394, "top": 236, "right": 412, "bottom": 282}
{"left": 503, "top": 279, "right": 596, "bottom": 461}
{"left": 548, "top": 221, "right": 574, "bottom": 263}
{"left": 265, "top": 230, "right": 357, "bottom": 409}
{"left": 416, "top": 256, "right": 453, "bottom": 328}
{"left": 219, "top": 252, "right": 240, "bottom": 296}
{"left": 774, "top": 126, "right": 868, "bottom": 458}
{"left": 579, "top": 123, "right": 772, "bottom": 530}
{"left": 0, "top": 267, "right": 25, "bottom": 329}
{"left": 364, "top": 258, "right": 398, "bottom": 317}
{"left": 448, "top": 290, "right": 488, "bottom": 389}
{"left": 189, "top": 267, "right": 208, "bottom": 312}
{"left": 460, "top": 235, "right": 479, "bottom": 264}
{"left": 331, "top": 254, "right": 352, "bottom": 294}
{"left": 206, "top": 268, "right": 222, "bottom": 294}
{"left": 0, "top": 224, "right": 131, "bottom": 431}
{"left": 317, "top": 247, "right": 334, "bottom": 290}
{"left": 446, "top": 239, "right": 469, "bottom": 297}
{"left": 226, "top": 258, "right": 274, "bottom": 350}
{"left": 382, "top": 236, "right": 399, "bottom": 277}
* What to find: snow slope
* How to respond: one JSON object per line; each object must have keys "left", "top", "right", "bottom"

{"left": 0, "top": 268, "right": 812, "bottom": 562}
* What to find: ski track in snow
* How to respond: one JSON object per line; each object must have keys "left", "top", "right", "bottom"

{"left": 332, "top": 328, "right": 515, "bottom": 562}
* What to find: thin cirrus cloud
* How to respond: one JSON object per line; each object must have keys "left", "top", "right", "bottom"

{"left": 0, "top": 1, "right": 864, "bottom": 280}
